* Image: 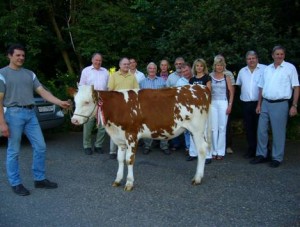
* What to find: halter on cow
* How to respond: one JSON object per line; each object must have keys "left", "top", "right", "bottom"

{"left": 71, "top": 84, "right": 211, "bottom": 191}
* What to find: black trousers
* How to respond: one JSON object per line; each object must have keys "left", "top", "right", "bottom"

{"left": 242, "top": 101, "right": 259, "bottom": 155}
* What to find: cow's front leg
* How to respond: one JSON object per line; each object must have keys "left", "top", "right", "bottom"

{"left": 112, "top": 145, "right": 126, "bottom": 187}
{"left": 123, "top": 142, "right": 137, "bottom": 191}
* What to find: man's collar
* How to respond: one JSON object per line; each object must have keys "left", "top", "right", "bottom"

{"left": 91, "top": 65, "right": 103, "bottom": 70}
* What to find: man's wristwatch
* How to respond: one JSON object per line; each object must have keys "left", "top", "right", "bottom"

{"left": 292, "top": 104, "right": 298, "bottom": 108}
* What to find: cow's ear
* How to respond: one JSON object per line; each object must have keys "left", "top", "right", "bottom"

{"left": 67, "top": 87, "right": 77, "bottom": 97}
{"left": 91, "top": 85, "right": 94, "bottom": 91}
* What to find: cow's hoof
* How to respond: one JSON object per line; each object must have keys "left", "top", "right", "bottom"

{"left": 124, "top": 185, "right": 133, "bottom": 191}
{"left": 192, "top": 179, "right": 202, "bottom": 185}
{"left": 112, "top": 181, "right": 121, "bottom": 187}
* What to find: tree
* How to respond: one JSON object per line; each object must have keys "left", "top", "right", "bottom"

{"left": 0, "top": 0, "right": 299, "bottom": 77}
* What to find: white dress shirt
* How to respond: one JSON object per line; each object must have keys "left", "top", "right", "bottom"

{"left": 131, "top": 70, "right": 145, "bottom": 83}
{"left": 258, "top": 61, "right": 299, "bottom": 100}
{"left": 79, "top": 65, "right": 109, "bottom": 90}
{"left": 236, "top": 63, "right": 266, "bottom": 101}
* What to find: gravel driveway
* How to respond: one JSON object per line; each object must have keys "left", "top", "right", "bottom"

{"left": 0, "top": 132, "right": 299, "bottom": 227}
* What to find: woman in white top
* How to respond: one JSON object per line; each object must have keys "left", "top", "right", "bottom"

{"left": 210, "top": 57, "right": 234, "bottom": 160}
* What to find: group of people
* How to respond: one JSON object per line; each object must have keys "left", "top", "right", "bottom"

{"left": 79, "top": 45, "right": 299, "bottom": 169}
{"left": 0, "top": 43, "right": 298, "bottom": 197}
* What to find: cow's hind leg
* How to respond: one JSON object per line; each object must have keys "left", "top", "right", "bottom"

{"left": 191, "top": 132, "right": 207, "bottom": 185}
{"left": 112, "top": 146, "right": 126, "bottom": 187}
{"left": 123, "top": 142, "right": 137, "bottom": 191}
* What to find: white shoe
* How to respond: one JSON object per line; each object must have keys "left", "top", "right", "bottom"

{"left": 226, "top": 147, "right": 233, "bottom": 154}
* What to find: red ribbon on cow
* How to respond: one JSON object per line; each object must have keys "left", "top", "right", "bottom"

{"left": 97, "top": 100, "right": 106, "bottom": 126}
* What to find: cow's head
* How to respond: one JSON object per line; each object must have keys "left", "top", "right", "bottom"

{"left": 71, "top": 85, "right": 98, "bottom": 125}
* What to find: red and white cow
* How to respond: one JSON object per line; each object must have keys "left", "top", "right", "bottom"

{"left": 71, "top": 84, "right": 211, "bottom": 191}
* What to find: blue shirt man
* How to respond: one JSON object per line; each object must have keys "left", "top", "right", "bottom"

{"left": 139, "top": 62, "right": 170, "bottom": 155}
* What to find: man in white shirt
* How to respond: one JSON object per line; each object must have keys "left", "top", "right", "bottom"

{"left": 129, "top": 58, "right": 145, "bottom": 83}
{"left": 250, "top": 46, "right": 299, "bottom": 167}
{"left": 236, "top": 51, "right": 266, "bottom": 158}
{"left": 79, "top": 53, "right": 109, "bottom": 155}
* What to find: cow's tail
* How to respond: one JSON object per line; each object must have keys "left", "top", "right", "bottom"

{"left": 205, "top": 104, "right": 212, "bottom": 151}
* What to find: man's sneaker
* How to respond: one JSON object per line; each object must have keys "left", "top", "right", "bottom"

{"left": 109, "top": 153, "right": 117, "bottom": 159}
{"left": 34, "top": 179, "right": 58, "bottom": 189}
{"left": 84, "top": 148, "right": 92, "bottom": 155}
{"left": 226, "top": 147, "right": 234, "bottom": 154}
{"left": 270, "top": 160, "right": 281, "bottom": 168}
{"left": 94, "top": 147, "right": 104, "bottom": 154}
{"left": 143, "top": 148, "right": 151, "bottom": 155}
{"left": 12, "top": 184, "right": 30, "bottom": 196}
{"left": 205, "top": 158, "right": 212, "bottom": 164}
{"left": 186, "top": 156, "right": 197, "bottom": 161}
{"left": 162, "top": 149, "right": 171, "bottom": 155}
{"left": 250, "top": 155, "right": 268, "bottom": 164}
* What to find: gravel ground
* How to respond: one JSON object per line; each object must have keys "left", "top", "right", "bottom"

{"left": 0, "top": 131, "right": 299, "bottom": 227}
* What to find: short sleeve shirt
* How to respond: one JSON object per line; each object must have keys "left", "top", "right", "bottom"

{"left": 236, "top": 64, "right": 266, "bottom": 101}
{"left": 189, "top": 74, "right": 211, "bottom": 86}
{"left": 258, "top": 61, "right": 299, "bottom": 100}
{"left": 108, "top": 70, "right": 139, "bottom": 91}
{"left": 0, "top": 66, "right": 41, "bottom": 106}
{"left": 139, "top": 76, "right": 166, "bottom": 89}
{"left": 166, "top": 72, "right": 181, "bottom": 87}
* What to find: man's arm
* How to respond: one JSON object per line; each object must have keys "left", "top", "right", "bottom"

{"left": 0, "top": 92, "right": 9, "bottom": 137}
{"left": 290, "top": 86, "right": 299, "bottom": 117}
{"left": 226, "top": 76, "right": 234, "bottom": 115}
{"left": 36, "top": 86, "right": 70, "bottom": 109}
{"left": 256, "top": 88, "right": 263, "bottom": 114}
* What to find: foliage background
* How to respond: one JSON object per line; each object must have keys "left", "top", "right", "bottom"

{"left": 0, "top": 0, "right": 299, "bottom": 137}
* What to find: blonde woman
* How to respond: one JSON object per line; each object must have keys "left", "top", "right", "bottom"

{"left": 190, "top": 58, "right": 211, "bottom": 90}
{"left": 210, "top": 57, "right": 234, "bottom": 160}
{"left": 187, "top": 58, "right": 212, "bottom": 163}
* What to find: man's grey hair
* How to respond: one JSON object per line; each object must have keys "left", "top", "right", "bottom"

{"left": 245, "top": 50, "right": 258, "bottom": 58}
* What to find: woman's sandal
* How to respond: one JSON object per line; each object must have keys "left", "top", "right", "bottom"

{"left": 216, "top": 156, "right": 224, "bottom": 160}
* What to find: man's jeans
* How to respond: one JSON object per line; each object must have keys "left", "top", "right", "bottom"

{"left": 5, "top": 107, "right": 46, "bottom": 186}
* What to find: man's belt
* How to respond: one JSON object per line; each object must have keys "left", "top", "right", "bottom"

{"left": 15, "top": 105, "right": 35, "bottom": 109}
{"left": 264, "top": 98, "right": 289, "bottom": 103}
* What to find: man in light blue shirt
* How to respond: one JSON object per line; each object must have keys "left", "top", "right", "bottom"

{"left": 139, "top": 62, "right": 170, "bottom": 155}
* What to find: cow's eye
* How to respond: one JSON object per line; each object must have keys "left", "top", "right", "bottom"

{"left": 84, "top": 101, "right": 89, "bottom": 105}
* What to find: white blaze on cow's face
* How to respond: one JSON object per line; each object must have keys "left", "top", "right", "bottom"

{"left": 71, "top": 85, "right": 96, "bottom": 125}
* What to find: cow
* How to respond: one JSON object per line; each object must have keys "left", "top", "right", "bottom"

{"left": 70, "top": 84, "right": 211, "bottom": 191}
